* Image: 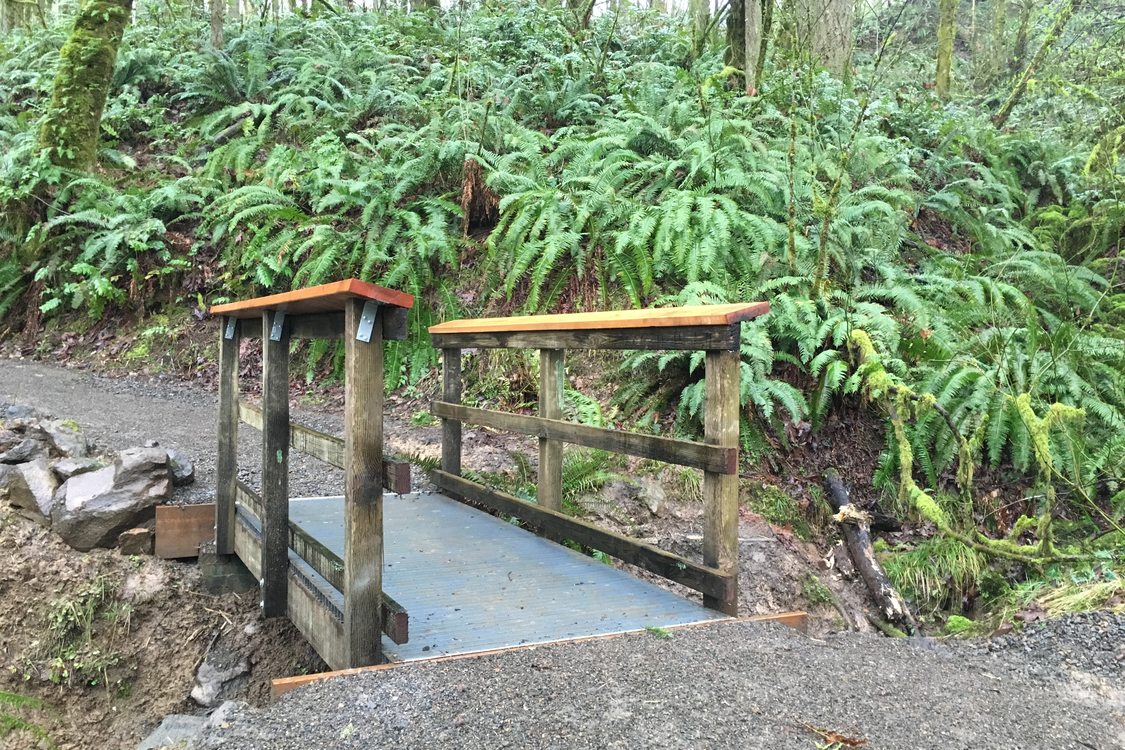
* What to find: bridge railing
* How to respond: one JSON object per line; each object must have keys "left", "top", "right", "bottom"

{"left": 428, "top": 303, "right": 770, "bottom": 616}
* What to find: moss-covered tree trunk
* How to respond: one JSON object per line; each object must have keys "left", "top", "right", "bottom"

{"left": 2, "top": 0, "right": 39, "bottom": 32}
{"left": 791, "top": 0, "right": 854, "bottom": 78}
{"left": 992, "top": 0, "right": 1081, "bottom": 128}
{"left": 37, "top": 0, "right": 133, "bottom": 171}
{"left": 726, "top": 0, "right": 746, "bottom": 75}
{"left": 935, "top": 0, "right": 958, "bottom": 98}
{"left": 691, "top": 0, "right": 710, "bottom": 55}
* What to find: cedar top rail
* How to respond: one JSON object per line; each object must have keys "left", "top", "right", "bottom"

{"left": 209, "top": 278, "right": 412, "bottom": 670}
{"left": 428, "top": 303, "right": 768, "bottom": 334}
{"left": 427, "top": 302, "right": 769, "bottom": 616}
{"left": 210, "top": 278, "right": 414, "bottom": 317}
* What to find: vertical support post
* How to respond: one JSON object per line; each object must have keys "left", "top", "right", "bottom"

{"left": 702, "top": 347, "right": 740, "bottom": 615}
{"left": 343, "top": 299, "right": 384, "bottom": 667}
{"left": 260, "top": 310, "right": 290, "bottom": 618}
{"left": 538, "top": 348, "right": 565, "bottom": 511}
{"left": 441, "top": 348, "right": 462, "bottom": 476}
{"left": 216, "top": 317, "right": 240, "bottom": 555}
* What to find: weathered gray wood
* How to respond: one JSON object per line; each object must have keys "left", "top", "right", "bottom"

{"left": 344, "top": 298, "right": 384, "bottom": 667}
{"left": 441, "top": 348, "right": 462, "bottom": 476}
{"left": 430, "top": 401, "right": 737, "bottom": 474}
{"left": 431, "top": 469, "right": 731, "bottom": 601}
{"left": 702, "top": 349, "right": 740, "bottom": 616}
{"left": 431, "top": 324, "right": 740, "bottom": 352}
{"left": 261, "top": 310, "right": 291, "bottom": 618}
{"left": 216, "top": 316, "right": 239, "bottom": 555}
{"left": 239, "top": 312, "right": 343, "bottom": 340}
{"left": 538, "top": 349, "right": 564, "bottom": 512}
{"left": 381, "top": 306, "right": 408, "bottom": 341}
{"left": 238, "top": 401, "right": 410, "bottom": 494}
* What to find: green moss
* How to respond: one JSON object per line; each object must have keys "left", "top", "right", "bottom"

{"left": 942, "top": 614, "right": 975, "bottom": 636}
{"left": 38, "top": 0, "right": 134, "bottom": 170}
{"left": 748, "top": 484, "right": 811, "bottom": 539}
{"left": 801, "top": 573, "right": 833, "bottom": 607}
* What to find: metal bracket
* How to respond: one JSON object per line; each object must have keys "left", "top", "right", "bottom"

{"left": 269, "top": 311, "right": 286, "bottom": 342}
{"left": 224, "top": 318, "right": 237, "bottom": 340}
{"left": 356, "top": 300, "right": 380, "bottom": 343}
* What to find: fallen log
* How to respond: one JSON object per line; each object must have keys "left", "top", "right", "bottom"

{"left": 824, "top": 469, "right": 916, "bottom": 635}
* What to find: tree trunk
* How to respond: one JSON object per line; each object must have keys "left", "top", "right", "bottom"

{"left": 992, "top": 0, "right": 1081, "bottom": 128}
{"left": 935, "top": 0, "right": 958, "bottom": 98}
{"left": 38, "top": 0, "right": 133, "bottom": 171}
{"left": 756, "top": 0, "right": 774, "bottom": 89}
{"left": 210, "top": 0, "right": 223, "bottom": 47}
{"left": 744, "top": 0, "right": 763, "bottom": 94}
{"left": 691, "top": 0, "right": 710, "bottom": 54}
{"left": 1009, "top": 0, "right": 1033, "bottom": 73}
{"left": 979, "top": 0, "right": 1006, "bottom": 88}
{"left": 791, "top": 0, "right": 853, "bottom": 77}
{"left": 727, "top": 0, "right": 745, "bottom": 75}
{"left": 2, "top": 0, "right": 39, "bottom": 32}
{"left": 651, "top": 0, "right": 665, "bottom": 11}
{"left": 228, "top": 0, "right": 239, "bottom": 22}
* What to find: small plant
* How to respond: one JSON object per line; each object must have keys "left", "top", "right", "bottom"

{"left": 644, "top": 626, "right": 673, "bottom": 639}
{"left": 801, "top": 573, "right": 834, "bottom": 607}
{"left": 43, "top": 575, "right": 127, "bottom": 688}
{"left": 410, "top": 410, "right": 439, "bottom": 427}
{"left": 747, "top": 484, "right": 811, "bottom": 540}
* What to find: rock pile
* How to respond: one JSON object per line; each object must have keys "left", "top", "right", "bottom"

{"left": 0, "top": 403, "right": 194, "bottom": 552}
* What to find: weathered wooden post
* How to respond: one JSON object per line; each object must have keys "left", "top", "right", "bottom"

{"left": 538, "top": 349, "right": 564, "bottom": 511}
{"left": 702, "top": 348, "right": 740, "bottom": 615}
{"left": 343, "top": 299, "right": 384, "bottom": 666}
{"left": 260, "top": 309, "right": 290, "bottom": 618}
{"left": 215, "top": 316, "right": 240, "bottom": 556}
{"left": 441, "top": 348, "right": 462, "bottom": 477}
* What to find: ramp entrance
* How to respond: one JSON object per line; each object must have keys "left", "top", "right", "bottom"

{"left": 208, "top": 280, "right": 769, "bottom": 671}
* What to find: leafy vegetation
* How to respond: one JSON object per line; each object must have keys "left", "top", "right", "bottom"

{"left": 0, "top": 0, "right": 1122, "bottom": 626}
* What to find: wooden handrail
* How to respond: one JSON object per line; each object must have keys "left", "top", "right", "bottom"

{"left": 238, "top": 401, "right": 411, "bottom": 495}
{"left": 209, "top": 278, "right": 413, "bottom": 317}
{"left": 428, "top": 303, "right": 768, "bottom": 334}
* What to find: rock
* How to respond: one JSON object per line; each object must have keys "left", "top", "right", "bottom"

{"left": 136, "top": 714, "right": 208, "bottom": 750}
{"left": 205, "top": 700, "right": 245, "bottom": 730}
{"left": 0, "top": 458, "right": 59, "bottom": 523}
{"left": 191, "top": 655, "right": 250, "bottom": 708}
{"left": 117, "top": 527, "right": 154, "bottom": 556}
{"left": 0, "top": 435, "right": 49, "bottom": 464}
{"left": 634, "top": 477, "right": 667, "bottom": 516}
{"left": 599, "top": 479, "right": 638, "bottom": 506}
{"left": 167, "top": 448, "right": 195, "bottom": 486}
{"left": 42, "top": 419, "right": 90, "bottom": 458}
{"left": 573, "top": 494, "right": 633, "bottom": 526}
{"left": 144, "top": 440, "right": 160, "bottom": 448}
{"left": 0, "top": 402, "right": 46, "bottom": 420}
{"left": 51, "top": 448, "right": 171, "bottom": 551}
{"left": 52, "top": 456, "right": 106, "bottom": 481}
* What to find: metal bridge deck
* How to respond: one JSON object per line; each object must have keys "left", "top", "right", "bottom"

{"left": 288, "top": 492, "right": 727, "bottom": 661}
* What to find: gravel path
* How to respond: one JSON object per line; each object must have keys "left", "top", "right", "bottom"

{"left": 2, "top": 358, "right": 1122, "bottom": 750}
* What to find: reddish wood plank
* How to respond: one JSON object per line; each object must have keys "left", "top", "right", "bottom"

{"left": 428, "top": 303, "right": 769, "bottom": 335}
{"left": 155, "top": 504, "right": 215, "bottom": 559}
{"left": 209, "top": 279, "right": 414, "bottom": 318}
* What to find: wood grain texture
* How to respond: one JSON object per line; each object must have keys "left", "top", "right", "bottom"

{"left": 441, "top": 348, "right": 462, "bottom": 476}
{"left": 216, "top": 316, "right": 239, "bottom": 555}
{"left": 431, "top": 325, "right": 741, "bottom": 352}
{"left": 428, "top": 303, "right": 769, "bottom": 334}
{"left": 235, "top": 483, "right": 408, "bottom": 645}
{"left": 431, "top": 470, "right": 731, "bottom": 601}
{"left": 538, "top": 349, "right": 564, "bottom": 512}
{"left": 155, "top": 504, "right": 215, "bottom": 558}
{"left": 431, "top": 401, "right": 737, "bottom": 474}
{"left": 209, "top": 278, "right": 414, "bottom": 318}
{"left": 238, "top": 401, "right": 410, "bottom": 493}
{"left": 260, "top": 310, "right": 291, "bottom": 618}
{"left": 344, "top": 298, "right": 384, "bottom": 667}
{"left": 702, "top": 349, "right": 740, "bottom": 616}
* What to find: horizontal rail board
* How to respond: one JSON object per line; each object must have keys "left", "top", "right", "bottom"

{"left": 430, "top": 324, "right": 740, "bottom": 352}
{"left": 431, "top": 401, "right": 736, "bottom": 474}
{"left": 430, "top": 470, "right": 733, "bottom": 602}
{"left": 428, "top": 303, "right": 769, "bottom": 334}
{"left": 237, "top": 307, "right": 408, "bottom": 341}
{"left": 235, "top": 481, "right": 408, "bottom": 644}
{"left": 238, "top": 401, "right": 411, "bottom": 494}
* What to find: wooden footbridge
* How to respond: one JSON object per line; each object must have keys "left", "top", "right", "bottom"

{"left": 209, "top": 279, "right": 770, "bottom": 671}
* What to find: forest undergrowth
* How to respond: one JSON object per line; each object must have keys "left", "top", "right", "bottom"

{"left": 0, "top": 1, "right": 1123, "bottom": 632}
